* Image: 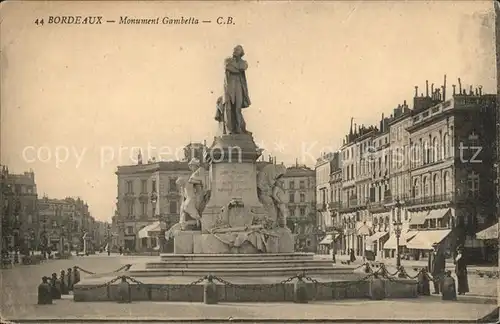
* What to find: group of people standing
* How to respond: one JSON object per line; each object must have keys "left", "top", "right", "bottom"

{"left": 428, "top": 243, "right": 469, "bottom": 295}
{"left": 48, "top": 266, "right": 81, "bottom": 299}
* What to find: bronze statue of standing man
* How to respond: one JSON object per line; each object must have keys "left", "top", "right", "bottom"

{"left": 221, "top": 45, "right": 251, "bottom": 134}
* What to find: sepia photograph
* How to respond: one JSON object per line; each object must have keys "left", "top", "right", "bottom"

{"left": 0, "top": 1, "right": 499, "bottom": 323}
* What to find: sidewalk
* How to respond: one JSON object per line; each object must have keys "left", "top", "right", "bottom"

{"left": 320, "top": 254, "right": 498, "bottom": 272}
{"left": 2, "top": 297, "right": 497, "bottom": 323}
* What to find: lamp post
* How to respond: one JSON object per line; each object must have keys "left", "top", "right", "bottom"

{"left": 393, "top": 197, "right": 403, "bottom": 268}
{"left": 150, "top": 191, "right": 160, "bottom": 251}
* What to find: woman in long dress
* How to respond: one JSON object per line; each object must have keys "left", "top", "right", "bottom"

{"left": 455, "top": 245, "right": 469, "bottom": 295}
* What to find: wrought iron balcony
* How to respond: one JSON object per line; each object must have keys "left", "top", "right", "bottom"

{"left": 328, "top": 201, "right": 341, "bottom": 210}
{"left": 405, "top": 192, "right": 455, "bottom": 206}
{"left": 316, "top": 203, "right": 327, "bottom": 211}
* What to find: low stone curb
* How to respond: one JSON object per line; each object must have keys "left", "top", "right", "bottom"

{"left": 2, "top": 319, "right": 489, "bottom": 323}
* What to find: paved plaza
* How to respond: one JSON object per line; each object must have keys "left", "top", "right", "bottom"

{"left": 0, "top": 253, "right": 497, "bottom": 322}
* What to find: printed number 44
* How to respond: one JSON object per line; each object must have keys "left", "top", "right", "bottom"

{"left": 35, "top": 18, "right": 44, "bottom": 26}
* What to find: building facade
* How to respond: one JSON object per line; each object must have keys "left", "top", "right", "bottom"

{"left": 282, "top": 164, "right": 317, "bottom": 252}
{"left": 115, "top": 160, "right": 191, "bottom": 252}
{"left": 38, "top": 196, "right": 96, "bottom": 252}
{"left": 1, "top": 167, "right": 38, "bottom": 253}
{"left": 329, "top": 79, "right": 497, "bottom": 263}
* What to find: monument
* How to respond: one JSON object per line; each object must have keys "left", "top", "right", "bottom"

{"left": 169, "top": 44, "right": 294, "bottom": 254}
{"left": 73, "top": 46, "right": 417, "bottom": 302}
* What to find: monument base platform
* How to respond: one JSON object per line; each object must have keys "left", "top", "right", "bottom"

{"left": 73, "top": 253, "right": 418, "bottom": 302}
{"left": 73, "top": 274, "right": 418, "bottom": 302}
{"left": 174, "top": 229, "right": 294, "bottom": 254}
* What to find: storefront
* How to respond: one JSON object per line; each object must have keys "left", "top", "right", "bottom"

{"left": 406, "top": 229, "right": 452, "bottom": 259}
{"left": 137, "top": 221, "right": 164, "bottom": 251}
{"left": 383, "top": 229, "right": 418, "bottom": 259}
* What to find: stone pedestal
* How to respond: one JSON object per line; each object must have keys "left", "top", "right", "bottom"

{"left": 173, "top": 231, "right": 199, "bottom": 254}
{"left": 202, "top": 134, "right": 267, "bottom": 234}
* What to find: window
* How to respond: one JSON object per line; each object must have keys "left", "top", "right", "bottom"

{"left": 289, "top": 207, "right": 295, "bottom": 217}
{"left": 141, "top": 180, "right": 147, "bottom": 193}
{"left": 126, "top": 226, "right": 133, "bottom": 235}
{"left": 300, "top": 193, "right": 306, "bottom": 203}
{"left": 289, "top": 181, "right": 295, "bottom": 189}
{"left": 413, "top": 179, "right": 420, "bottom": 197}
{"left": 468, "top": 131, "right": 479, "bottom": 148}
{"left": 127, "top": 201, "right": 134, "bottom": 216}
{"left": 443, "top": 133, "right": 450, "bottom": 158}
{"left": 152, "top": 180, "right": 157, "bottom": 192}
{"left": 443, "top": 172, "right": 450, "bottom": 193}
{"left": 300, "top": 207, "right": 306, "bottom": 216}
{"left": 169, "top": 201, "right": 178, "bottom": 214}
{"left": 169, "top": 178, "right": 177, "bottom": 192}
{"left": 126, "top": 180, "right": 133, "bottom": 193}
{"left": 423, "top": 177, "right": 429, "bottom": 196}
{"left": 289, "top": 192, "right": 295, "bottom": 203}
{"left": 141, "top": 202, "right": 147, "bottom": 216}
{"left": 299, "top": 180, "right": 305, "bottom": 189}
{"left": 432, "top": 174, "right": 440, "bottom": 196}
{"left": 467, "top": 171, "right": 480, "bottom": 198}
{"left": 432, "top": 137, "right": 440, "bottom": 162}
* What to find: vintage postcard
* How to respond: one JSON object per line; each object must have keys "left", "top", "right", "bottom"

{"left": 0, "top": 1, "right": 498, "bottom": 323}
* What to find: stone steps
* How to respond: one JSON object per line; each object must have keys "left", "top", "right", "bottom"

{"left": 129, "top": 266, "right": 356, "bottom": 277}
{"left": 145, "top": 260, "right": 336, "bottom": 269}
{"left": 159, "top": 253, "right": 315, "bottom": 262}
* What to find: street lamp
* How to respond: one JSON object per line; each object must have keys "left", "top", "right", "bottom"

{"left": 393, "top": 197, "right": 403, "bottom": 268}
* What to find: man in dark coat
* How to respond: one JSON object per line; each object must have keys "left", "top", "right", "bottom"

{"left": 428, "top": 242, "right": 446, "bottom": 294}
{"left": 455, "top": 245, "right": 469, "bottom": 295}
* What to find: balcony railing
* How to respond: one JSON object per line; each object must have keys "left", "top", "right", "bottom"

{"left": 405, "top": 192, "right": 455, "bottom": 206}
{"left": 328, "top": 201, "right": 341, "bottom": 210}
{"left": 316, "top": 203, "right": 327, "bottom": 211}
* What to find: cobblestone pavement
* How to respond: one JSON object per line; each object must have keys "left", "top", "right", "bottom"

{"left": 0, "top": 253, "right": 497, "bottom": 322}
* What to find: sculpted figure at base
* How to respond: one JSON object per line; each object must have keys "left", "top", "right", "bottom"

{"left": 272, "top": 177, "right": 288, "bottom": 228}
{"left": 176, "top": 177, "right": 200, "bottom": 230}
{"left": 220, "top": 45, "right": 251, "bottom": 135}
{"left": 188, "top": 158, "right": 211, "bottom": 214}
{"left": 256, "top": 164, "right": 287, "bottom": 226}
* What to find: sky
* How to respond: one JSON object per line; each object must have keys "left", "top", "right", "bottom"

{"left": 0, "top": 1, "right": 497, "bottom": 222}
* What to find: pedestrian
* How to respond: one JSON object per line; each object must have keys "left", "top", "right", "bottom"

{"left": 349, "top": 248, "right": 356, "bottom": 263}
{"left": 455, "top": 245, "right": 469, "bottom": 295}
{"left": 119, "top": 246, "right": 123, "bottom": 255}
{"left": 67, "top": 268, "right": 73, "bottom": 291}
{"left": 428, "top": 242, "right": 446, "bottom": 294}
{"left": 60, "top": 270, "right": 68, "bottom": 295}
{"left": 73, "top": 266, "right": 81, "bottom": 285}
{"left": 50, "top": 273, "right": 61, "bottom": 299}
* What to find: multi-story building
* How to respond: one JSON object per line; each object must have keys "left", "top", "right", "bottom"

{"left": 116, "top": 160, "right": 191, "bottom": 252}
{"left": 1, "top": 167, "right": 38, "bottom": 253}
{"left": 315, "top": 153, "right": 334, "bottom": 229}
{"left": 282, "top": 163, "right": 317, "bottom": 252}
{"left": 37, "top": 196, "right": 95, "bottom": 252}
{"left": 328, "top": 78, "right": 496, "bottom": 264}
{"left": 400, "top": 83, "right": 497, "bottom": 262}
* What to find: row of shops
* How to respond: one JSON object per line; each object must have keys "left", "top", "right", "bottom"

{"left": 319, "top": 220, "right": 498, "bottom": 263}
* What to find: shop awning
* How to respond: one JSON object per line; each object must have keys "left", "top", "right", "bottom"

{"left": 409, "top": 211, "right": 427, "bottom": 225}
{"left": 406, "top": 229, "right": 451, "bottom": 250}
{"left": 138, "top": 221, "right": 164, "bottom": 239}
{"left": 383, "top": 230, "right": 418, "bottom": 249}
{"left": 426, "top": 208, "right": 450, "bottom": 220}
{"left": 319, "top": 234, "right": 333, "bottom": 245}
{"left": 476, "top": 223, "right": 498, "bottom": 240}
{"left": 367, "top": 231, "right": 388, "bottom": 243}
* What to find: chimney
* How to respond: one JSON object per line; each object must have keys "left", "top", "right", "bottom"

{"left": 431, "top": 83, "right": 434, "bottom": 96}
{"left": 469, "top": 85, "right": 473, "bottom": 96}
{"left": 475, "top": 88, "right": 479, "bottom": 96}
{"left": 414, "top": 86, "right": 418, "bottom": 97}
{"left": 458, "top": 78, "right": 462, "bottom": 93}
{"left": 443, "top": 74, "right": 447, "bottom": 101}
{"left": 452, "top": 84, "right": 456, "bottom": 95}
{"left": 426, "top": 80, "right": 429, "bottom": 97}
{"left": 380, "top": 114, "right": 384, "bottom": 132}
{"left": 479, "top": 85, "right": 483, "bottom": 96}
